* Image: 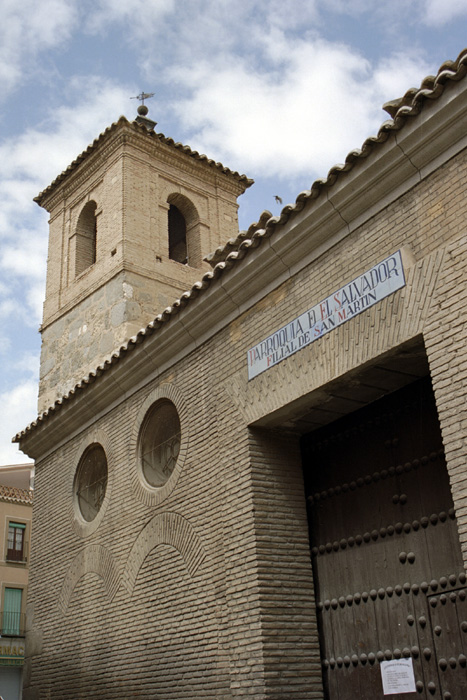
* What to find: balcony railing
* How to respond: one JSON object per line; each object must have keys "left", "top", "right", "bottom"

{"left": 6, "top": 541, "right": 28, "bottom": 563}
{"left": 0, "top": 611, "right": 26, "bottom": 637}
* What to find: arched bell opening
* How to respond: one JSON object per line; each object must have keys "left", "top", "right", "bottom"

{"left": 167, "top": 193, "right": 201, "bottom": 267}
{"left": 75, "top": 200, "right": 97, "bottom": 276}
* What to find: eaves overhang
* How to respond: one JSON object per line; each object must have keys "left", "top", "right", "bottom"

{"left": 34, "top": 116, "right": 253, "bottom": 210}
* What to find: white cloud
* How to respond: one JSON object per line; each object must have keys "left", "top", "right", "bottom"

{"left": 0, "top": 181, "right": 39, "bottom": 231}
{"left": 0, "top": 381, "right": 37, "bottom": 466}
{"left": 424, "top": 0, "right": 467, "bottom": 24}
{"left": 88, "top": 0, "right": 175, "bottom": 34}
{"left": 12, "top": 352, "right": 40, "bottom": 379}
{"left": 0, "top": 335, "right": 11, "bottom": 354}
{"left": 87, "top": 0, "right": 321, "bottom": 71}
{"left": 0, "top": 0, "right": 78, "bottom": 95}
{"left": 0, "top": 232, "right": 46, "bottom": 325}
{"left": 320, "top": 0, "right": 467, "bottom": 29}
{"left": 169, "top": 36, "right": 430, "bottom": 179}
{"left": 0, "top": 299, "right": 17, "bottom": 319}
{"left": 371, "top": 51, "right": 434, "bottom": 101}
{"left": 1, "top": 232, "right": 47, "bottom": 278}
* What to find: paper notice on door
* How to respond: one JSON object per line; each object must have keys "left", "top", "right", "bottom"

{"left": 381, "top": 659, "right": 416, "bottom": 694}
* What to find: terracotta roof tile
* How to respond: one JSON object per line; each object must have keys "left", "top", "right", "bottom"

{"left": 0, "top": 484, "right": 33, "bottom": 504}
{"left": 34, "top": 117, "right": 253, "bottom": 206}
{"left": 14, "top": 47, "right": 467, "bottom": 442}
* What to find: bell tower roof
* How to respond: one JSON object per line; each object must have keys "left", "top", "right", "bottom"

{"left": 34, "top": 115, "right": 253, "bottom": 209}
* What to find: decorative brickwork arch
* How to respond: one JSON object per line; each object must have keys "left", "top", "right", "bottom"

{"left": 58, "top": 544, "right": 120, "bottom": 613}
{"left": 75, "top": 200, "right": 97, "bottom": 276}
{"left": 167, "top": 193, "right": 201, "bottom": 267}
{"left": 122, "top": 511, "right": 206, "bottom": 595}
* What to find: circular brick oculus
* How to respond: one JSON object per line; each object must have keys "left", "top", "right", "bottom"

{"left": 74, "top": 443, "right": 108, "bottom": 522}
{"left": 139, "top": 399, "right": 181, "bottom": 488}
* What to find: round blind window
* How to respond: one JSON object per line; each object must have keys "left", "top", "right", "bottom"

{"left": 140, "top": 400, "right": 181, "bottom": 487}
{"left": 74, "top": 444, "right": 108, "bottom": 522}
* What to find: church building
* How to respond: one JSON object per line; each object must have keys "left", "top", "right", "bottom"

{"left": 15, "top": 49, "right": 467, "bottom": 699}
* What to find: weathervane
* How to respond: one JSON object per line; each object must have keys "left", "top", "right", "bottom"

{"left": 131, "top": 91, "right": 155, "bottom": 107}
{"left": 131, "top": 91, "right": 157, "bottom": 129}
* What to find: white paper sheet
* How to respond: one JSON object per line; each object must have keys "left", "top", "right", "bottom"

{"left": 381, "top": 658, "right": 416, "bottom": 695}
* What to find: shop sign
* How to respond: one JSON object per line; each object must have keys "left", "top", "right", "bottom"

{"left": 0, "top": 641, "right": 25, "bottom": 666}
{"left": 247, "top": 251, "right": 405, "bottom": 380}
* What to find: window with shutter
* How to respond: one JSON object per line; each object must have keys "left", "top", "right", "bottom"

{"left": 2, "top": 588, "right": 22, "bottom": 636}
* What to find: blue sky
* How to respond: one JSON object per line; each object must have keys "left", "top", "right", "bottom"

{"left": 1, "top": 0, "right": 466, "bottom": 464}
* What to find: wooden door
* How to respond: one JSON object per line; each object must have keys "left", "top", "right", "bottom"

{"left": 301, "top": 378, "right": 466, "bottom": 699}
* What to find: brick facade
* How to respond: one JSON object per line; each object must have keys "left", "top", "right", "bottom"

{"left": 17, "top": 51, "right": 467, "bottom": 698}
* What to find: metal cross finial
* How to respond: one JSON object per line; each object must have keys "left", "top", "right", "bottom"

{"left": 131, "top": 91, "right": 155, "bottom": 106}
{"left": 131, "top": 90, "right": 157, "bottom": 129}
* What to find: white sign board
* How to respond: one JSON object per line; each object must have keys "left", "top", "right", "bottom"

{"left": 381, "top": 659, "right": 416, "bottom": 695}
{"left": 247, "top": 251, "right": 405, "bottom": 380}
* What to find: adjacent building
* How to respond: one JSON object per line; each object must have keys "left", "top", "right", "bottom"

{"left": 15, "top": 49, "right": 467, "bottom": 699}
{"left": 0, "top": 465, "right": 34, "bottom": 700}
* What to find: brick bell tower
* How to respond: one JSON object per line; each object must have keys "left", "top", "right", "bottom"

{"left": 36, "top": 101, "right": 252, "bottom": 413}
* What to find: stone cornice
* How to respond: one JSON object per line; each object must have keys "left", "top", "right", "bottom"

{"left": 39, "top": 130, "right": 127, "bottom": 213}
{"left": 123, "top": 136, "right": 219, "bottom": 188}
{"left": 35, "top": 118, "right": 252, "bottom": 212}
{"left": 122, "top": 131, "right": 248, "bottom": 197}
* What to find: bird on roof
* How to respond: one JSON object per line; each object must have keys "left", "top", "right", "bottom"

{"left": 274, "top": 195, "right": 283, "bottom": 205}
